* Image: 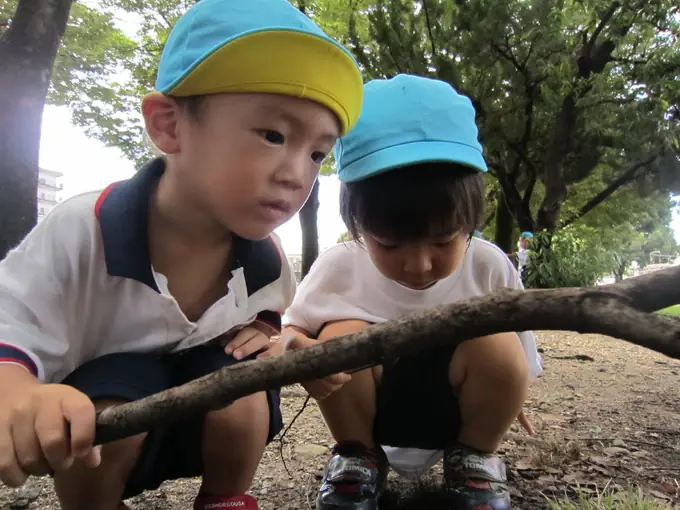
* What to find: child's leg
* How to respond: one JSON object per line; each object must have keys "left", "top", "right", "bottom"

{"left": 200, "top": 391, "right": 271, "bottom": 495}
{"left": 55, "top": 352, "right": 173, "bottom": 510}
{"left": 449, "top": 332, "right": 529, "bottom": 452}
{"left": 311, "top": 320, "right": 387, "bottom": 510}
{"left": 167, "top": 342, "right": 283, "bottom": 509}
{"left": 315, "top": 320, "right": 378, "bottom": 448}
{"left": 443, "top": 332, "right": 529, "bottom": 510}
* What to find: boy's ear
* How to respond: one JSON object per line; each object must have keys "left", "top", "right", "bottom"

{"left": 141, "top": 92, "right": 182, "bottom": 155}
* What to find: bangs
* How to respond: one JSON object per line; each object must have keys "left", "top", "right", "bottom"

{"left": 340, "top": 163, "right": 485, "bottom": 243}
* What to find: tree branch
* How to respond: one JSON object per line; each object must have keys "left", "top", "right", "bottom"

{"left": 587, "top": 1, "right": 621, "bottom": 52}
{"left": 561, "top": 155, "right": 659, "bottom": 228}
{"left": 95, "top": 266, "right": 680, "bottom": 445}
{"left": 421, "top": 0, "right": 437, "bottom": 58}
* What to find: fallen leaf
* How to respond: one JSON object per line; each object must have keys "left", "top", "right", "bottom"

{"left": 662, "top": 483, "right": 677, "bottom": 495}
{"left": 649, "top": 490, "right": 672, "bottom": 501}
{"left": 295, "top": 444, "right": 329, "bottom": 458}
{"left": 603, "top": 446, "right": 629, "bottom": 456}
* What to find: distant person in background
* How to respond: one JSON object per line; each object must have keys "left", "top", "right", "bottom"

{"left": 516, "top": 232, "right": 534, "bottom": 274}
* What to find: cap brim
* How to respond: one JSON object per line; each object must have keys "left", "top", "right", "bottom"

{"left": 337, "top": 140, "right": 488, "bottom": 183}
{"left": 161, "top": 29, "right": 363, "bottom": 135}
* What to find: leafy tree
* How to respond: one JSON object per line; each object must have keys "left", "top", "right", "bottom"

{"left": 0, "top": 0, "right": 134, "bottom": 259}
{"left": 523, "top": 225, "right": 614, "bottom": 288}
{"left": 333, "top": 0, "right": 680, "bottom": 253}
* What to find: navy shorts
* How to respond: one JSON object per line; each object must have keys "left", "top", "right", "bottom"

{"left": 373, "top": 344, "right": 461, "bottom": 450}
{"left": 61, "top": 341, "right": 283, "bottom": 499}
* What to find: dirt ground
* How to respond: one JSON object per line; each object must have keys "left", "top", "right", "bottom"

{"left": 2, "top": 331, "right": 679, "bottom": 509}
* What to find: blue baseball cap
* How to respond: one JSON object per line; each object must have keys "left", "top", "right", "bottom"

{"left": 334, "top": 74, "right": 487, "bottom": 182}
{"left": 155, "top": 0, "right": 363, "bottom": 134}
{"left": 521, "top": 232, "right": 534, "bottom": 238}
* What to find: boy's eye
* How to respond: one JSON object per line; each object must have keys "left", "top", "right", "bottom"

{"left": 433, "top": 239, "right": 455, "bottom": 247}
{"left": 311, "top": 151, "right": 327, "bottom": 165}
{"left": 376, "top": 240, "right": 399, "bottom": 250}
{"left": 261, "top": 130, "right": 285, "bottom": 145}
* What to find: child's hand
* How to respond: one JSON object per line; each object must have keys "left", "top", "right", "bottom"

{"left": 255, "top": 336, "right": 285, "bottom": 359}
{"left": 222, "top": 325, "right": 272, "bottom": 360}
{"left": 518, "top": 409, "right": 535, "bottom": 436}
{"left": 281, "top": 330, "right": 352, "bottom": 400}
{"left": 0, "top": 382, "right": 100, "bottom": 487}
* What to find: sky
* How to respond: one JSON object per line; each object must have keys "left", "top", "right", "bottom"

{"left": 39, "top": 105, "right": 347, "bottom": 255}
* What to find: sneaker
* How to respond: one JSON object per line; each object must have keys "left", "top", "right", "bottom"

{"left": 317, "top": 441, "right": 388, "bottom": 510}
{"left": 443, "top": 445, "right": 511, "bottom": 510}
{"left": 193, "top": 494, "right": 258, "bottom": 510}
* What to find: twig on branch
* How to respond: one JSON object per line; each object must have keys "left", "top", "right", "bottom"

{"left": 95, "top": 266, "right": 680, "bottom": 446}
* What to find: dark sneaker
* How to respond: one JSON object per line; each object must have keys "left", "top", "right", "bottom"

{"left": 443, "top": 445, "right": 511, "bottom": 510}
{"left": 317, "top": 441, "right": 388, "bottom": 510}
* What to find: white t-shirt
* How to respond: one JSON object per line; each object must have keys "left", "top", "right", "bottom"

{"left": 283, "top": 237, "right": 542, "bottom": 479}
{"left": 0, "top": 158, "right": 296, "bottom": 383}
{"left": 517, "top": 247, "right": 530, "bottom": 270}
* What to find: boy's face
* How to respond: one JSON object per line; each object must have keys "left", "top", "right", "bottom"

{"left": 363, "top": 232, "right": 468, "bottom": 290}
{"left": 144, "top": 92, "right": 340, "bottom": 240}
{"left": 520, "top": 237, "right": 529, "bottom": 249}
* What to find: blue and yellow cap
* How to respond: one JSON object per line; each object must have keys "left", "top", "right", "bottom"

{"left": 334, "top": 74, "right": 487, "bottom": 182}
{"left": 155, "top": 0, "right": 363, "bottom": 135}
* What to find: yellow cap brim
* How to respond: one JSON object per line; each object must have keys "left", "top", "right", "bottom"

{"left": 165, "top": 30, "right": 363, "bottom": 135}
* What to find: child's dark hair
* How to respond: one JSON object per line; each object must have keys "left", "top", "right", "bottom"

{"left": 172, "top": 95, "right": 205, "bottom": 118}
{"left": 339, "top": 163, "right": 485, "bottom": 243}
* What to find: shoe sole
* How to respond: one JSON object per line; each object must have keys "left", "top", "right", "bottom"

{"left": 316, "top": 496, "right": 378, "bottom": 510}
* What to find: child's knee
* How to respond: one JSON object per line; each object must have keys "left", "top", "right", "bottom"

{"left": 449, "top": 333, "right": 529, "bottom": 392}
{"left": 204, "top": 392, "right": 270, "bottom": 435}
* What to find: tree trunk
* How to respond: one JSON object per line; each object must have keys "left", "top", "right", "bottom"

{"left": 0, "top": 0, "right": 74, "bottom": 260}
{"left": 494, "top": 193, "right": 514, "bottom": 254}
{"left": 299, "top": 178, "right": 319, "bottom": 278}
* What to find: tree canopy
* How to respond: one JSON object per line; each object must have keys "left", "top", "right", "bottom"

{"left": 1, "top": 0, "right": 678, "bottom": 283}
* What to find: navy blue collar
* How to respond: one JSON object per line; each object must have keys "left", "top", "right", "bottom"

{"left": 96, "top": 158, "right": 282, "bottom": 295}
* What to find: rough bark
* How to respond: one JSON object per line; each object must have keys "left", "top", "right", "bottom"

{"left": 95, "top": 264, "right": 680, "bottom": 445}
{"left": 0, "top": 0, "right": 74, "bottom": 260}
{"left": 494, "top": 192, "right": 515, "bottom": 253}
{"left": 536, "top": 1, "right": 622, "bottom": 231}
{"left": 299, "top": 179, "right": 319, "bottom": 278}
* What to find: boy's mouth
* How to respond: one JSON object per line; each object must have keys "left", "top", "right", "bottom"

{"left": 400, "top": 280, "right": 437, "bottom": 290}
{"left": 257, "top": 199, "right": 292, "bottom": 222}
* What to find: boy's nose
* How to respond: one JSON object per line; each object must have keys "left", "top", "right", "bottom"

{"left": 403, "top": 251, "right": 433, "bottom": 275}
{"left": 275, "top": 155, "right": 308, "bottom": 191}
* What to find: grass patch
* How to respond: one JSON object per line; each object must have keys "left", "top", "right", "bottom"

{"left": 658, "top": 305, "right": 680, "bottom": 317}
{"left": 546, "top": 485, "right": 674, "bottom": 510}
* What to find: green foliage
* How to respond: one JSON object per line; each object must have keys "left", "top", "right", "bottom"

{"left": 658, "top": 305, "right": 680, "bottom": 316}
{"left": 523, "top": 226, "right": 614, "bottom": 288}
{"left": 546, "top": 485, "right": 673, "bottom": 510}
{"left": 2, "top": 0, "right": 139, "bottom": 158}
{"left": 331, "top": 0, "right": 680, "bottom": 238}
{"left": 337, "top": 231, "right": 352, "bottom": 243}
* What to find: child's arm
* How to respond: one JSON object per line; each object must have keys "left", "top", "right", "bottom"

{"left": 0, "top": 210, "right": 100, "bottom": 486}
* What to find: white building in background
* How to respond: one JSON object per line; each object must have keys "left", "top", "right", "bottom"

{"left": 37, "top": 168, "right": 63, "bottom": 221}
{"left": 287, "top": 253, "right": 303, "bottom": 282}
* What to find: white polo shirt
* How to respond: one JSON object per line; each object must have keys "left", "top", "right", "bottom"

{"left": 283, "top": 237, "right": 543, "bottom": 479}
{"left": 0, "top": 158, "right": 296, "bottom": 384}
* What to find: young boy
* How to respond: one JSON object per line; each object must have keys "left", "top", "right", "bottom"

{"left": 282, "top": 74, "right": 543, "bottom": 510}
{"left": 0, "top": 0, "right": 363, "bottom": 508}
